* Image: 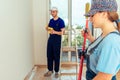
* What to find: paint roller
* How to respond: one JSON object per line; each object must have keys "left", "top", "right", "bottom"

{"left": 78, "top": 2, "right": 90, "bottom": 80}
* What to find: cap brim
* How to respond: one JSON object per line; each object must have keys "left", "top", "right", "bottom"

{"left": 84, "top": 9, "right": 97, "bottom": 17}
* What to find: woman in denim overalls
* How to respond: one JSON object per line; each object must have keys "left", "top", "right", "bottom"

{"left": 83, "top": 0, "right": 120, "bottom": 80}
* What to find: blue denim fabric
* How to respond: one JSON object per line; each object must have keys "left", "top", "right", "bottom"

{"left": 86, "top": 69, "right": 116, "bottom": 80}
{"left": 86, "top": 56, "right": 116, "bottom": 80}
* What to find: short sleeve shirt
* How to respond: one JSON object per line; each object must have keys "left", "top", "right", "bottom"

{"left": 48, "top": 17, "right": 65, "bottom": 32}
{"left": 48, "top": 17, "right": 65, "bottom": 42}
{"left": 89, "top": 32, "right": 120, "bottom": 75}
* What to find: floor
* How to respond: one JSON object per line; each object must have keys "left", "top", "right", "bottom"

{"left": 25, "top": 53, "right": 120, "bottom": 80}
{"left": 25, "top": 65, "right": 86, "bottom": 80}
{"left": 25, "top": 65, "right": 120, "bottom": 80}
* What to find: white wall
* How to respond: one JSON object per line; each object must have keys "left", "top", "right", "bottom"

{"left": 0, "top": 0, "right": 34, "bottom": 80}
{"left": 33, "top": 0, "right": 49, "bottom": 65}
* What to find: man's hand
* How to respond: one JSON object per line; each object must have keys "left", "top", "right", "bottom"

{"left": 50, "top": 29, "right": 56, "bottom": 34}
{"left": 50, "top": 28, "right": 65, "bottom": 35}
{"left": 46, "top": 27, "right": 54, "bottom": 34}
{"left": 45, "top": 26, "right": 49, "bottom": 31}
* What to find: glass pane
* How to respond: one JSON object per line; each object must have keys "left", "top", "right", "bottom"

{"left": 117, "top": 1, "right": 120, "bottom": 16}
{"left": 50, "top": 0, "right": 69, "bottom": 47}
{"left": 50, "top": 0, "right": 68, "bottom": 26}
{"left": 72, "top": 0, "right": 91, "bottom": 47}
{"left": 72, "top": 0, "right": 91, "bottom": 27}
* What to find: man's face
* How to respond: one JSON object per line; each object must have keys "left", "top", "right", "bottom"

{"left": 51, "top": 10, "right": 58, "bottom": 17}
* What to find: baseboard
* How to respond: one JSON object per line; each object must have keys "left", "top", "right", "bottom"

{"left": 35, "top": 64, "right": 47, "bottom": 68}
{"left": 24, "top": 65, "right": 38, "bottom": 80}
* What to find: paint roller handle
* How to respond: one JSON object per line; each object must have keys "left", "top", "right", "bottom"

{"left": 81, "top": 28, "right": 95, "bottom": 42}
{"left": 78, "top": 2, "right": 90, "bottom": 80}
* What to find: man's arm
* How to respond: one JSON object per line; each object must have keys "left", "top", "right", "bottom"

{"left": 93, "top": 72, "right": 112, "bottom": 80}
{"left": 51, "top": 28, "right": 65, "bottom": 35}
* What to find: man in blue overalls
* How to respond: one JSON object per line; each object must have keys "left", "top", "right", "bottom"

{"left": 44, "top": 7, "right": 65, "bottom": 78}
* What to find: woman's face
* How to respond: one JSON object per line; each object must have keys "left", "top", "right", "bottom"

{"left": 89, "top": 12, "right": 106, "bottom": 28}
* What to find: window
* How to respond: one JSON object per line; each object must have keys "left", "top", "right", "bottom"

{"left": 50, "top": 0, "right": 68, "bottom": 26}
{"left": 72, "top": 0, "right": 91, "bottom": 28}
{"left": 50, "top": 0, "right": 91, "bottom": 48}
{"left": 116, "top": 1, "right": 120, "bottom": 16}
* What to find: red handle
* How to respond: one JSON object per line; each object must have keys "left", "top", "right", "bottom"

{"left": 78, "top": 19, "right": 89, "bottom": 80}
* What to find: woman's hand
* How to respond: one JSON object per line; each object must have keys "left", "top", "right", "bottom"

{"left": 81, "top": 28, "right": 95, "bottom": 42}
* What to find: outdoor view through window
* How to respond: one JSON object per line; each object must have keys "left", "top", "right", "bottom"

{"left": 50, "top": 0, "right": 91, "bottom": 48}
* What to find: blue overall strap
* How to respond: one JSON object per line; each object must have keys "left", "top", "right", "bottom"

{"left": 87, "top": 31, "right": 120, "bottom": 55}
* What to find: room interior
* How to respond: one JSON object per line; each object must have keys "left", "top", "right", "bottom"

{"left": 0, "top": 0, "right": 120, "bottom": 80}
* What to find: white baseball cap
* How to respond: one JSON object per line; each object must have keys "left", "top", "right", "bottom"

{"left": 50, "top": 7, "right": 58, "bottom": 11}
